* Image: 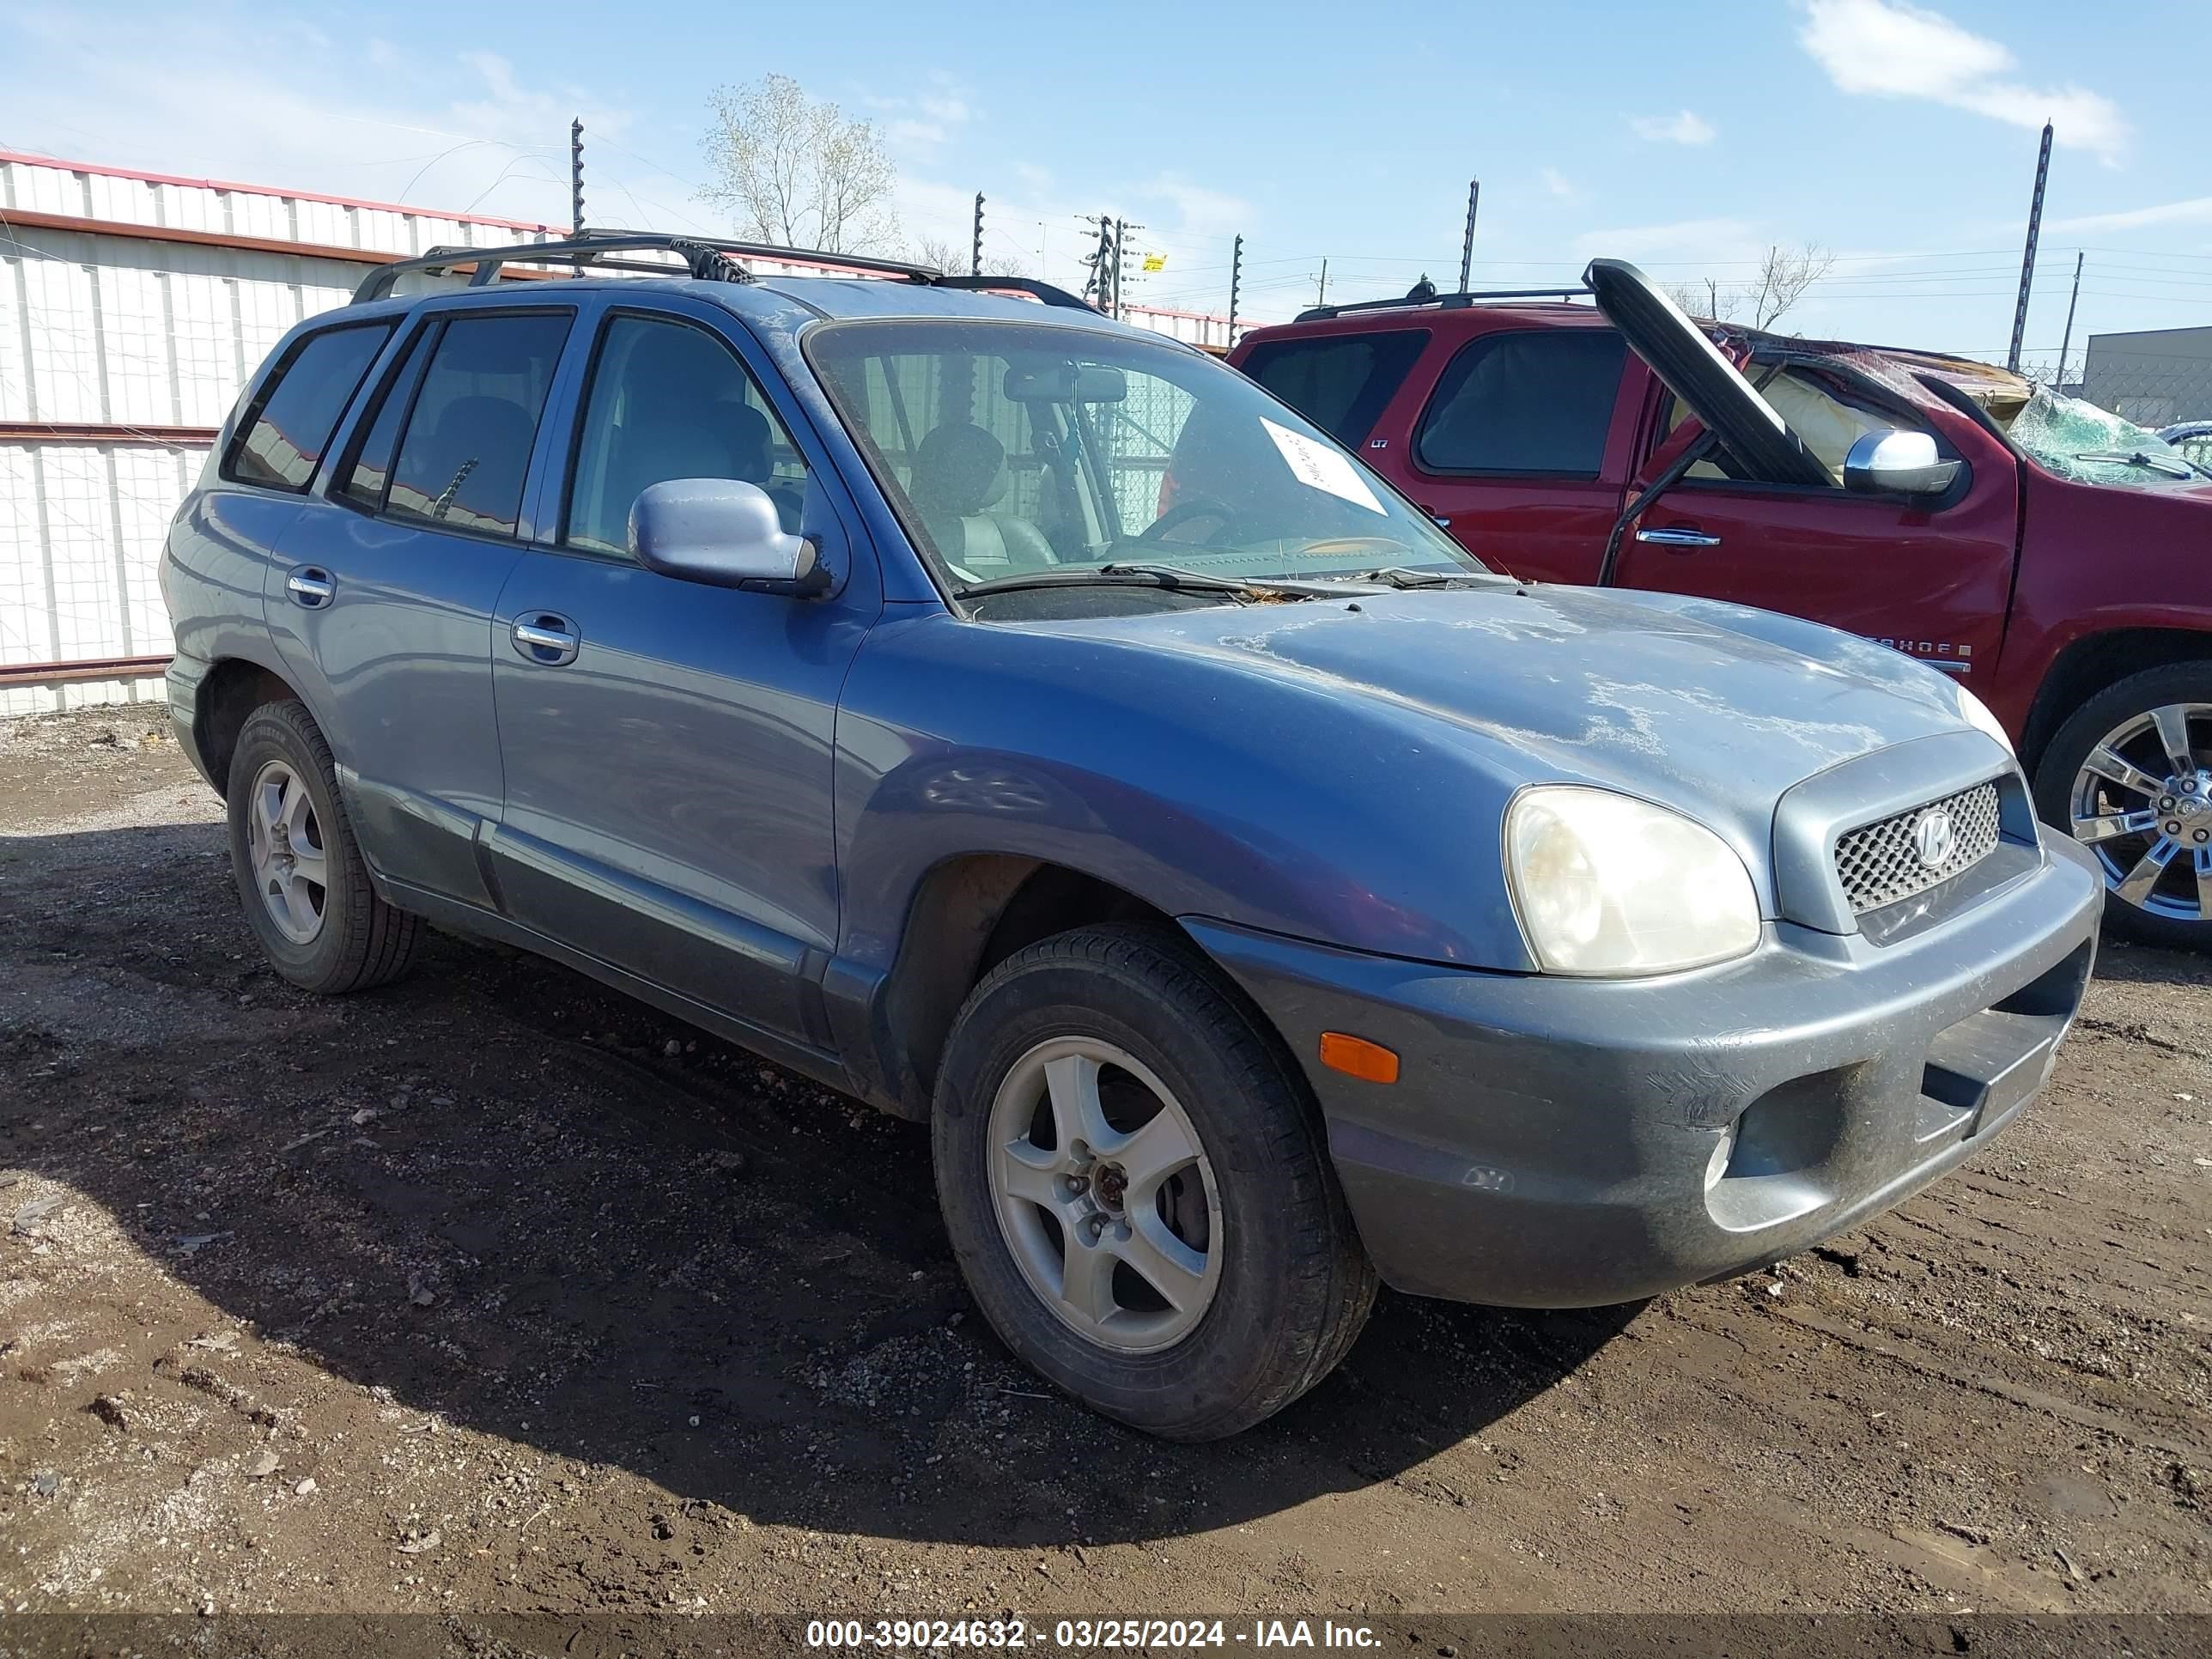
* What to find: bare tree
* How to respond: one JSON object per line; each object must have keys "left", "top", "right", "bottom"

{"left": 1745, "top": 242, "right": 1832, "bottom": 331}
{"left": 1663, "top": 245, "right": 1832, "bottom": 331}
{"left": 909, "top": 234, "right": 962, "bottom": 275}
{"left": 701, "top": 74, "right": 899, "bottom": 254}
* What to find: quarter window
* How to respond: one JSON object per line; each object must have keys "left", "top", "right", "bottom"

{"left": 380, "top": 312, "right": 572, "bottom": 538}
{"left": 226, "top": 323, "right": 394, "bottom": 491}
{"left": 1414, "top": 331, "right": 1626, "bottom": 477}
{"left": 1239, "top": 331, "right": 1429, "bottom": 448}
{"left": 564, "top": 314, "right": 811, "bottom": 557}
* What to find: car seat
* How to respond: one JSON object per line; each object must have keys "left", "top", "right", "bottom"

{"left": 908, "top": 422, "right": 1057, "bottom": 571}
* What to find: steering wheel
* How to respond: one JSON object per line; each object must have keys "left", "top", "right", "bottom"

{"left": 1138, "top": 496, "right": 1242, "bottom": 544}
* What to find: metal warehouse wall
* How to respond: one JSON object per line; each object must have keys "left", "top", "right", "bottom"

{"left": 0, "top": 150, "right": 1234, "bottom": 716}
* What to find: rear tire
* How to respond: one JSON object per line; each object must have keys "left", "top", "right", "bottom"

{"left": 225, "top": 700, "right": 422, "bottom": 994}
{"left": 932, "top": 923, "right": 1376, "bottom": 1440}
{"left": 2034, "top": 661, "right": 2212, "bottom": 951}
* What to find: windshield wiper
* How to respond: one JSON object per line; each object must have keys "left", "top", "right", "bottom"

{"left": 953, "top": 562, "right": 1330, "bottom": 603}
{"left": 2075, "top": 449, "right": 2197, "bottom": 480}
{"left": 1322, "top": 565, "right": 1492, "bottom": 589}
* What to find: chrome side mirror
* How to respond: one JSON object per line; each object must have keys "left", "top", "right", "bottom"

{"left": 1843, "top": 429, "right": 1961, "bottom": 499}
{"left": 629, "top": 478, "right": 830, "bottom": 596}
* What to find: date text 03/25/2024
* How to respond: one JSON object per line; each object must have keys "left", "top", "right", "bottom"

{"left": 805, "top": 1618, "right": 1381, "bottom": 1650}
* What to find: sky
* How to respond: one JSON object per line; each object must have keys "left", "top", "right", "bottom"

{"left": 3, "top": 0, "right": 2209, "bottom": 369}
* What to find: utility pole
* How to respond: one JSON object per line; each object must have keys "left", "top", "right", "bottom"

{"left": 1457, "top": 179, "right": 1480, "bottom": 294}
{"left": 2007, "top": 120, "right": 2054, "bottom": 374}
{"left": 1083, "top": 216, "right": 1113, "bottom": 307}
{"left": 569, "top": 118, "right": 585, "bottom": 239}
{"left": 1228, "top": 234, "right": 1243, "bottom": 342}
{"left": 1316, "top": 258, "right": 1328, "bottom": 309}
{"left": 970, "top": 192, "right": 984, "bottom": 276}
{"left": 2054, "top": 250, "right": 2085, "bottom": 389}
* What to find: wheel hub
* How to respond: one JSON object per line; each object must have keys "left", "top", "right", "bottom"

{"left": 2069, "top": 702, "right": 2212, "bottom": 923}
{"left": 984, "top": 1036, "right": 1222, "bottom": 1353}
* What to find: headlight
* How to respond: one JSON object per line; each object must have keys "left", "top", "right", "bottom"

{"left": 1956, "top": 683, "right": 2014, "bottom": 756}
{"left": 1504, "top": 787, "right": 1761, "bottom": 976}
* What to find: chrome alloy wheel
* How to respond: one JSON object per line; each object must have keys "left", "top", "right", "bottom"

{"left": 985, "top": 1036, "right": 1224, "bottom": 1352}
{"left": 2069, "top": 702, "right": 2212, "bottom": 922}
{"left": 246, "top": 758, "right": 329, "bottom": 945}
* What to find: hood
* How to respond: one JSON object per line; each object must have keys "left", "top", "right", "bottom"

{"left": 1584, "top": 257, "right": 1835, "bottom": 489}
{"left": 1056, "top": 582, "right": 1985, "bottom": 902}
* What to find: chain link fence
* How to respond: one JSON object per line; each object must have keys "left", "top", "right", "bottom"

{"left": 2076, "top": 349, "right": 2212, "bottom": 437}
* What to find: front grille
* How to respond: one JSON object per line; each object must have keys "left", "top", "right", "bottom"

{"left": 1833, "top": 781, "right": 2002, "bottom": 915}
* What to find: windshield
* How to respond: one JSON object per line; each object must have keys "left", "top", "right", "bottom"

{"left": 1992, "top": 386, "right": 2210, "bottom": 486}
{"left": 806, "top": 319, "right": 1486, "bottom": 600}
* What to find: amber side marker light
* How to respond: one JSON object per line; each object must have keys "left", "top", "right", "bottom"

{"left": 1318, "top": 1032, "right": 1400, "bottom": 1085}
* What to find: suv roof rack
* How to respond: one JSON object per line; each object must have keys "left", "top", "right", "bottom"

{"left": 352, "top": 230, "right": 1099, "bottom": 313}
{"left": 1293, "top": 285, "right": 1591, "bottom": 325}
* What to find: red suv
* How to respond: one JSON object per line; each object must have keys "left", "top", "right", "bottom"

{"left": 1230, "top": 259, "right": 2212, "bottom": 948}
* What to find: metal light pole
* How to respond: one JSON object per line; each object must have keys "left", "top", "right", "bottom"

{"left": 1457, "top": 179, "right": 1479, "bottom": 294}
{"left": 2007, "top": 122, "right": 2053, "bottom": 374}
{"left": 2054, "top": 250, "right": 2085, "bottom": 389}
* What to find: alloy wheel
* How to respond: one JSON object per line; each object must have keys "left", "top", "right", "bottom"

{"left": 2069, "top": 702, "right": 2212, "bottom": 923}
{"left": 985, "top": 1036, "right": 1223, "bottom": 1353}
{"left": 246, "top": 758, "right": 329, "bottom": 945}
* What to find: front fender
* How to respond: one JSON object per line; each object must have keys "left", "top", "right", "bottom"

{"left": 830, "top": 609, "right": 1537, "bottom": 978}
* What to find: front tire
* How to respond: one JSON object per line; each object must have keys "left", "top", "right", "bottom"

{"left": 932, "top": 924, "right": 1376, "bottom": 1440}
{"left": 2034, "top": 661, "right": 2212, "bottom": 950}
{"left": 225, "top": 699, "right": 422, "bottom": 994}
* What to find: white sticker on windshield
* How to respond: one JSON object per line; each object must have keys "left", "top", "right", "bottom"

{"left": 1261, "top": 417, "right": 1386, "bottom": 515}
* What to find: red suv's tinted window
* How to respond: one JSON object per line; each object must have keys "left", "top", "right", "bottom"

{"left": 1414, "top": 331, "right": 1626, "bottom": 477}
{"left": 1239, "top": 331, "right": 1429, "bottom": 447}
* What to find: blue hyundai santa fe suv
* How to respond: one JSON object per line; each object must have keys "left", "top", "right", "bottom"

{"left": 161, "top": 234, "right": 2102, "bottom": 1438}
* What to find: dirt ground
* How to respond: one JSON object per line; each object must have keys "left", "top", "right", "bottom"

{"left": 2, "top": 703, "right": 2208, "bottom": 1625}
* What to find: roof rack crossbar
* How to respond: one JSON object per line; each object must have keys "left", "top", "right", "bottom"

{"left": 352, "top": 229, "right": 1103, "bottom": 314}
{"left": 1294, "top": 285, "right": 1592, "bottom": 324}
{"left": 929, "top": 274, "right": 1096, "bottom": 313}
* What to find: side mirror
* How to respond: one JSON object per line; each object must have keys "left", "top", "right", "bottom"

{"left": 629, "top": 478, "right": 830, "bottom": 596}
{"left": 1843, "top": 429, "right": 1961, "bottom": 499}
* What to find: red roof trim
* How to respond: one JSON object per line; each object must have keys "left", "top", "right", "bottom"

{"left": 0, "top": 148, "right": 560, "bottom": 234}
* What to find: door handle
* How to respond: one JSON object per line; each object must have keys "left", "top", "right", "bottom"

{"left": 511, "top": 613, "right": 580, "bottom": 666}
{"left": 1634, "top": 526, "right": 1722, "bottom": 550}
{"left": 285, "top": 567, "right": 335, "bottom": 608}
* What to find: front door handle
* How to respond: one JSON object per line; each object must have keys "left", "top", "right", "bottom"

{"left": 286, "top": 567, "right": 335, "bottom": 608}
{"left": 512, "top": 613, "right": 580, "bottom": 666}
{"left": 1634, "top": 526, "right": 1722, "bottom": 550}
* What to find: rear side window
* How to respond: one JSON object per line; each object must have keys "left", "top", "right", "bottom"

{"left": 381, "top": 312, "right": 573, "bottom": 538}
{"left": 1414, "top": 331, "right": 1626, "bottom": 477}
{"left": 226, "top": 324, "right": 393, "bottom": 490}
{"left": 1240, "top": 331, "right": 1428, "bottom": 447}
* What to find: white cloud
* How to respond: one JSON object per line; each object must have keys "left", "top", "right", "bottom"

{"left": 1796, "top": 0, "right": 2127, "bottom": 164}
{"left": 862, "top": 72, "right": 975, "bottom": 158}
{"left": 2050, "top": 196, "right": 2212, "bottom": 234}
{"left": 1629, "top": 110, "right": 1716, "bottom": 147}
{"left": 1540, "top": 167, "right": 1580, "bottom": 201}
{"left": 1571, "top": 216, "right": 1760, "bottom": 263}
{"left": 0, "top": 5, "right": 641, "bottom": 227}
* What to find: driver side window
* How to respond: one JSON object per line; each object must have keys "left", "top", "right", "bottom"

{"left": 1678, "top": 366, "right": 1932, "bottom": 486}
{"left": 563, "top": 313, "right": 810, "bottom": 558}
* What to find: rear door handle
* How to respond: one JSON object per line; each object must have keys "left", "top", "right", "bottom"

{"left": 285, "top": 567, "right": 335, "bottom": 608}
{"left": 511, "top": 612, "right": 580, "bottom": 666}
{"left": 1634, "top": 526, "right": 1722, "bottom": 549}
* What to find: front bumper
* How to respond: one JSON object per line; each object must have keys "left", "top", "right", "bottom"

{"left": 1187, "top": 834, "right": 2101, "bottom": 1308}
